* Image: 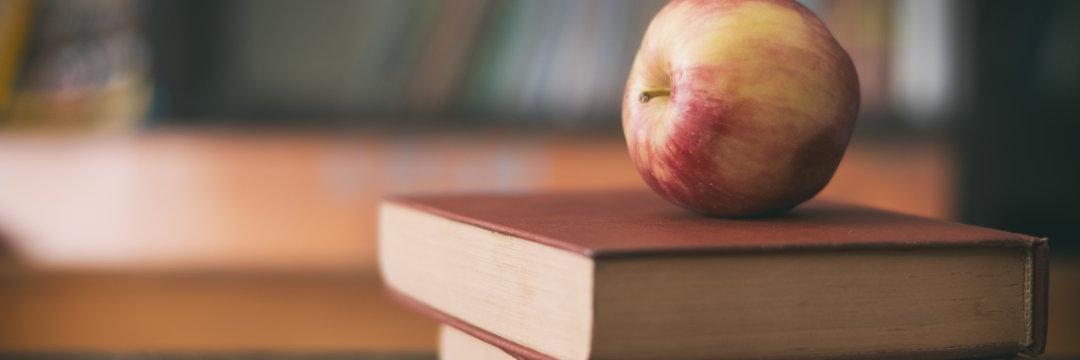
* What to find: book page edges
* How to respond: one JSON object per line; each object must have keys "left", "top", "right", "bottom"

{"left": 378, "top": 202, "right": 593, "bottom": 359}
{"left": 1026, "top": 239, "right": 1049, "bottom": 355}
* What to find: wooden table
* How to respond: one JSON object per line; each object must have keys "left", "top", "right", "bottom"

{"left": 0, "top": 131, "right": 954, "bottom": 271}
{"left": 0, "top": 131, "right": 1074, "bottom": 355}
{"left": 0, "top": 269, "right": 437, "bottom": 352}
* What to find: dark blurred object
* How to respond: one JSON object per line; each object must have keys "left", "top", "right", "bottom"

{"left": 146, "top": 0, "right": 666, "bottom": 128}
{"left": 1, "top": 0, "right": 151, "bottom": 131}
{"left": 0, "top": 226, "right": 16, "bottom": 265}
{"left": 145, "top": 0, "right": 224, "bottom": 123}
{"left": 954, "top": 0, "right": 1080, "bottom": 253}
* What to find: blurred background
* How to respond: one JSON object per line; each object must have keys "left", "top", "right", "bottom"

{"left": 0, "top": 0, "right": 1077, "bottom": 357}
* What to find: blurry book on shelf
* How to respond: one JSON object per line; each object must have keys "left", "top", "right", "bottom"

{"left": 1, "top": 0, "right": 151, "bottom": 132}
{"left": 821, "top": 0, "right": 892, "bottom": 117}
{"left": 455, "top": 0, "right": 666, "bottom": 125}
{"left": 380, "top": 190, "right": 1048, "bottom": 359}
{"left": 406, "top": 0, "right": 491, "bottom": 116}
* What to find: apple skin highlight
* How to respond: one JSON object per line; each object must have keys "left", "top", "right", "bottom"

{"left": 622, "top": 0, "right": 860, "bottom": 217}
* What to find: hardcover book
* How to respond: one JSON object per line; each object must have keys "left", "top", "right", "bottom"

{"left": 379, "top": 190, "right": 1048, "bottom": 360}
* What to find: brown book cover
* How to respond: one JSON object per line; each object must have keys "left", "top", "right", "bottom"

{"left": 382, "top": 190, "right": 1048, "bottom": 359}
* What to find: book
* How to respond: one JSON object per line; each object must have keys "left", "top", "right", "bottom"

{"left": 440, "top": 324, "right": 514, "bottom": 360}
{"left": 379, "top": 190, "right": 1048, "bottom": 360}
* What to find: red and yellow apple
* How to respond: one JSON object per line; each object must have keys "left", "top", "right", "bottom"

{"left": 622, "top": 0, "right": 859, "bottom": 217}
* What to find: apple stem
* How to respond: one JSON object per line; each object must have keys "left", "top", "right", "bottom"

{"left": 638, "top": 89, "right": 671, "bottom": 103}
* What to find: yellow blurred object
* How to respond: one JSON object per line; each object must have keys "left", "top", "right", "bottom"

{"left": 0, "top": 0, "right": 151, "bottom": 132}
{"left": 5, "top": 74, "right": 151, "bottom": 132}
{"left": 0, "top": 0, "right": 32, "bottom": 113}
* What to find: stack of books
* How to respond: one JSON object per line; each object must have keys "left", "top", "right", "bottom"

{"left": 378, "top": 190, "right": 1047, "bottom": 359}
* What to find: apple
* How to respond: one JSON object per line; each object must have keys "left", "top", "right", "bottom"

{"left": 622, "top": 0, "right": 859, "bottom": 217}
